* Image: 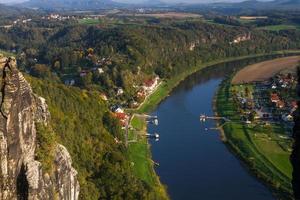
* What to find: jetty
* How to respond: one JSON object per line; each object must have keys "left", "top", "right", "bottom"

{"left": 200, "top": 114, "right": 230, "bottom": 122}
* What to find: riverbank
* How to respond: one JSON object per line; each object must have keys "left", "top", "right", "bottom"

{"left": 216, "top": 77, "right": 294, "bottom": 199}
{"left": 137, "top": 50, "right": 300, "bottom": 113}
{"left": 128, "top": 50, "right": 300, "bottom": 199}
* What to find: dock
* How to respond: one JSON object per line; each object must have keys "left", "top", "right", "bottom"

{"left": 200, "top": 114, "right": 230, "bottom": 122}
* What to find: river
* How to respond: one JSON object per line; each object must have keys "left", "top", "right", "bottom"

{"left": 147, "top": 56, "right": 286, "bottom": 200}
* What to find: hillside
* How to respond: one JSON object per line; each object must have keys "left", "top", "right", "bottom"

{"left": 26, "top": 76, "right": 165, "bottom": 199}
{"left": 4, "top": 20, "right": 299, "bottom": 102}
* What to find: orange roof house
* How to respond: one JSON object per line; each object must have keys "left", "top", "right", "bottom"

{"left": 270, "top": 93, "right": 280, "bottom": 103}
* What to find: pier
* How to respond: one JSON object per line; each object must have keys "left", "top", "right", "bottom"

{"left": 200, "top": 114, "right": 230, "bottom": 122}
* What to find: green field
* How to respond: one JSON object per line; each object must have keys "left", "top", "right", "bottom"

{"left": 127, "top": 116, "right": 168, "bottom": 199}
{"left": 78, "top": 18, "right": 102, "bottom": 25}
{"left": 216, "top": 79, "right": 293, "bottom": 199}
{"left": 258, "top": 24, "right": 300, "bottom": 31}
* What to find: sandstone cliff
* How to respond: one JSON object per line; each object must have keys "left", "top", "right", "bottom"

{"left": 0, "top": 55, "right": 79, "bottom": 200}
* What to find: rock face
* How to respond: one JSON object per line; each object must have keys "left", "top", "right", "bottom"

{"left": 292, "top": 68, "right": 300, "bottom": 200}
{"left": 0, "top": 55, "right": 79, "bottom": 200}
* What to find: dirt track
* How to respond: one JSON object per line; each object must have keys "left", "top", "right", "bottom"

{"left": 232, "top": 56, "right": 300, "bottom": 84}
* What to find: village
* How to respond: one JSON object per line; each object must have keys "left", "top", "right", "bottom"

{"left": 231, "top": 70, "right": 298, "bottom": 138}
{"left": 110, "top": 76, "right": 160, "bottom": 130}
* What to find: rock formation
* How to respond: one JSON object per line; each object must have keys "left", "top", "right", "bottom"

{"left": 0, "top": 55, "right": 79, "bottom": 200}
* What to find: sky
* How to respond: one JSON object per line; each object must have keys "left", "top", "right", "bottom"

{"left": 0, "top": 0, "right": 272, "bottom": 4}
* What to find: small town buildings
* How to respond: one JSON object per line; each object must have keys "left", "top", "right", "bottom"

{"left": 277, "top": 100, "right": 285, "bottom": 109}
{"left": 97, "top": 68, "right": 104, "bottom": 74}
{"left": 143, "top": 76, "right": 159, "bottom": 92}
{"left": 114, "top": 112, "right": 129, "bottom": 127}
{"left": 64, "top": 79, "right": 75, "bottom": 86}
{"left": 117, "top": 88, "right": 124, "bottom": 96}
{"left": 282, "top": 114, "right": 293, "bottom": 122}
{"left": 80, "top": 70, "right": 88, "bottom": 77}
{"left": 100, "top": 93, "right": 108, "bottom": 101}
{"left": 111, "top": 105, "right": 124, "bottom": 113}
{"left": 270, "top": 93, "right": 280, "bottom": 103}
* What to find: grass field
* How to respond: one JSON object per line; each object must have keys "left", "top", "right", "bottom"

{"left": 127, "top": 116, "right": 168, "bottom": 199}
{"left": 78, "top": 18, "right": 102, "bottom": 25}
{"left": 216, "top": 79, "right": 293, "bottom": 199}
{"left": 258, "top": 24, "right": 300, "bottom": 31}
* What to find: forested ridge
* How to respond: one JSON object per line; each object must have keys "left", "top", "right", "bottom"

{"left": 1, "top": 19, "right": 300, "bottom": 199}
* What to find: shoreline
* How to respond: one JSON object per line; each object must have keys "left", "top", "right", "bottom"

{"left": 128, "top": 50, "right": 300, "bottom": 199}
{"left": 215, "top": 78, "right": 293, "bottom": 199}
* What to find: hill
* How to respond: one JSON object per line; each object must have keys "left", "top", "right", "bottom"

{"left": 21, "top": 0, "right": 122, "bottom": 10}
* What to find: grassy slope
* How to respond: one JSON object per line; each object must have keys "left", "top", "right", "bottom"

{"left": 258, "top": 24, "right": 300, "bottom": 31}
{"left": 216, "top": 79, "right": 293, "bottom": 199}
{"left": 127, "top": 116, "right": 169, "bottom": 199}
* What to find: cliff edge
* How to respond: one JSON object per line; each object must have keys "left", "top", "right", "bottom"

{"left": 0, "top": 55, "right": 79, "bottom": 200}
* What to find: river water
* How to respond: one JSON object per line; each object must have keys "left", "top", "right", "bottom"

{"left": 147, "top": 56, "right": 284, "bottom": 200}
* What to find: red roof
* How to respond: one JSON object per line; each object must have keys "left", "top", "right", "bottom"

{"left": 114, "top": 112, "right": 127, "bottom": 120}
{"left": 144, "top": 79, "right": 155, "bottom": 87}
{"left": 291, "top": 101, "right": 298, "bottom": 108}
{"left": 271, "top": 93, "right": 280, "bottom": 102}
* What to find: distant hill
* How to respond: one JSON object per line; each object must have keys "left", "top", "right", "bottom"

{"left": 0, "top": 3, "right": 38, "bottom": 17}
{"left": 20, "top": 0, "right": 123, "bottom": 10}
{"left": 207, "top": 0, "right": 300, "bottom": 10}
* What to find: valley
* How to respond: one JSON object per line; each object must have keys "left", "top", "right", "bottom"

{"left": 0, "top": 1, "right": 300, "bottom": 200}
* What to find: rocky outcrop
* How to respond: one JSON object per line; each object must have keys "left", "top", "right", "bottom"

{"left": 230, "top": 33, "right": 251, "bottom": 44}
{"left": 0, "top": 55, "right": 79, "bottom": 200}
{"left": 292, "top": 68, "right": 300, "bottom": 200}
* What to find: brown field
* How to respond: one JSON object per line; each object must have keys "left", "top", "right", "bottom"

{"left": 122, "top": 12, "right": 202, "bottom": 19}
{"left": 232, "top": 56, "right": 300, "bottom": 84}
{"left": 239, "top": 16, "right": 268, "bottom": 20}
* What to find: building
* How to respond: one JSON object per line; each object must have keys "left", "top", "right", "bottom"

{"left": 80, "top": 70, "right": 88, "bottom": 77}
{"left": 111, "top": 105, "right": 124, "bottom": 113}
{"left": 100, "top": 93, "right": 108, "bottom": 101}
{"left": 270, "top": 93, "right": 280, "bottom": 103}
{"left": 117, "top": 88, "right": 124, "bottom": 96}
{"left": 64, "top": 79, "right": 75, "bottom": 86}
{"left": 114, "top": 112, "right": 129, "bottom": 127}
{"left": 143, "top": 76, "right": 159, "bottom": 92}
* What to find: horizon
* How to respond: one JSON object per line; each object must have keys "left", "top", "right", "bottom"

{"left": 0, "top": 0, "right": 274, "bottom": 5}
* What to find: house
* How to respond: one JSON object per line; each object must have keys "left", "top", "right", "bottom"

{"left": 114, "top": 112, "right": 129, "bottom": 127}
{"left": 270, "top": 93, "right": 280, "bottom": 103}
{"left": 282, "top": 114, "right": 293, "bottom": 122}
{"left": 143, "top": 76, "right": 159, "bottom": 92}
{"left": 117, "top": 88, "right": 124, "bottom": 96}
{"left": 100, "top": 93, "right": 108, "bottom": 101}
{"left": 80, "top": 70, "right": 88, "bottom": 77}
{"left": 290, "top": 100, "right": 298, "bottom": 113}
{"left": 64, "top": 79, "right": 75, "bottom": 86}
{"left": 111, "top": 105, "right": 124, "bottom": 113}
{"left": 97, "top": 68, "right": 104, "bottom": 74}
{"left": 277, "top": 100, "right": 285, "bottom": 109}
{"left": 137, "top": 90, "right": 146, "bottom": 98}
{"left": 291, "top": 101, "right": 298, "bottom": 109}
